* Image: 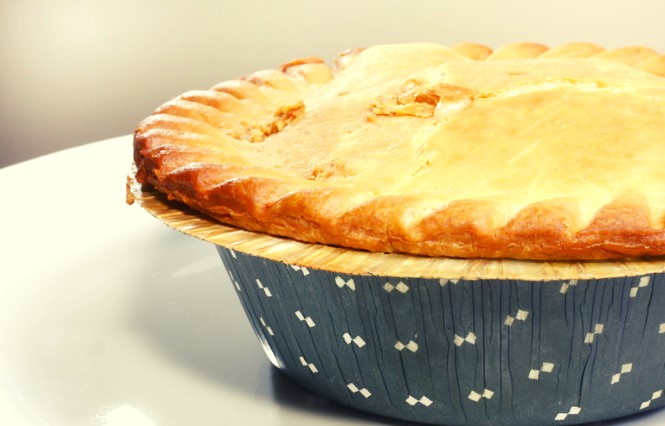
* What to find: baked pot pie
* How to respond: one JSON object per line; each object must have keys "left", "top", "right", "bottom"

{"left": 132, "top": 41, "right": 665, "bottom": 260}
{"left": 130, "top": 43, "right": 665, "bottom": 425}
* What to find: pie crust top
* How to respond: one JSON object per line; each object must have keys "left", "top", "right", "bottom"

{"left": 132, "top": 42, "right": 665, "bottom": 260}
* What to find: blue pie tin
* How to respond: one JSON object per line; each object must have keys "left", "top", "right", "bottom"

{"left": 135, "top": 184, "right": 665, "bottom": 425}
{"left": 217, "top": 247, "right": 665, "bottom": 425}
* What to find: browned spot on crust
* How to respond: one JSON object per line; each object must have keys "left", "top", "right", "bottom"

{"left": 372, "top": 79, "right": 474, "bottom": 118}
{"left": 243, "top": 101, "right": 305, "bottom": 142}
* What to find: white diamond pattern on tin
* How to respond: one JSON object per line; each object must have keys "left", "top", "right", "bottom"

{"left": 406, "top": 395, "right": 433, "bottom": 407}
{"left": 584, "top": 323, "right": 605, "bottom": 344}
{"left": 439, "top": 279, "right": 460, "bottom": 286}
{"left": 290, "top": 264, "right": 310, "bottom": 276}
{"left": 259, "top": 317, "right": 275, "bottom": 336}
{"left": 335, "top": 276, "right": 356, "bottom": 291}
{"left": 255, "top": 279, "right": 273, "bottom": 297}
{"left": 342, "top": 332, "right": 366, "bottom": 348}
{"left": 529, "top": 362, "right": 555, "bottom": 380}
{"left": 630, "top": 276, "right": 651, "bottom": 298}
{"left": 504, "top": 309, "right": 529, "bottom": 326}
{"left": 640, "top": 390, "right": 663, "bottom": 410}
{"left": 468, "top": 389, "right": 494, "bottom": 402}
{"left": 295, "top": 311, "right": 316, "bottom": 328}
{"left": 383, "top": 281, "right": 410, "bottom": 293}
{"left": 559, "top": 279, "right": 578, "bottom": 294}
{"left": 299, "top": 356, "right": 319, "bottom": 373}
{"left": 347, "top": 383, "right": 372, "bottom": 398}
{"left": 228, "top": 271, "right": 242, "bottom": 291}
{"left": 555, "top": 406, "right": 581, "bottom": 421}
{"left": 611, "top": 363, "right": 633, "bottom": 384}
{"left": 395, "top": 340, "right": 419, "bottom": 352}
{"left": 454, "top": 332, "right": 477, "bottom": 347}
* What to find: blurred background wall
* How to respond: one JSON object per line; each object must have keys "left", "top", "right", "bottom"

{"left": 2, "top": 0, "right": 665, "bottom": 167}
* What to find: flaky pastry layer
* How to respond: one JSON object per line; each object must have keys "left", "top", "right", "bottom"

{"left": 132, "top": 42, "right": 665, "bottom": 260}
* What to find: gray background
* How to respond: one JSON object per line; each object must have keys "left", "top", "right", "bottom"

{"left": 2, "top": 0, "right": 665, "bottom": 167}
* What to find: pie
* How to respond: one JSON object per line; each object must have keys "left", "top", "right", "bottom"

{"left": 131, "top": 42, "right": 665, "bottom": 260}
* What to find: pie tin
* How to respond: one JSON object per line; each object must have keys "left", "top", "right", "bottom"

{"left": 131, "top": 181, "right": 665, "bottom": 425}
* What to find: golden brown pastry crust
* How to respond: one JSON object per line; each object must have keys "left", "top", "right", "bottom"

{"left": 132, "top": 42, "right": 665, "bottom": 260}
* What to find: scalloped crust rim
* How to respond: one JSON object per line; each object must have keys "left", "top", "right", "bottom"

{"left": 129, "top": 177, "right": 665, "bottom": 281}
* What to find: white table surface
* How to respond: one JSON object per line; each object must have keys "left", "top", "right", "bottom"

{"left": 1, "top": 135, "right": 665, "bottom": 426}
